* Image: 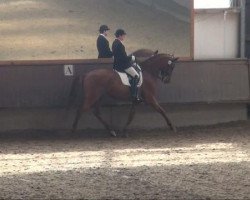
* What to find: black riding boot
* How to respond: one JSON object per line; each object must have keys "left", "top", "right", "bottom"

{"left": 131, "top": 76, "right": 142, "bottom": 104}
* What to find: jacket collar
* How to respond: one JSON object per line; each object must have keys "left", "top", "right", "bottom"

{"left": 100, "top": 34, "right": 106, "bottom": 38}
{"left": 116, "top": 38, "right": 123, "bottom": 43}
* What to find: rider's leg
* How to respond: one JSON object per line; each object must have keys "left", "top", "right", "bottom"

{"left": 124, "top": 67, "right": 139, "bottom": 78}
{"left": 124, "top": 67, "right": 141, "bottom": 102}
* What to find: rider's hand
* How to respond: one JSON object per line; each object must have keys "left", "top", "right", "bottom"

{"left": 131, "top": 55, "right": 136, "bottom": 62}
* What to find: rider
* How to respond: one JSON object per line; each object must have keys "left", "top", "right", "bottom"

{"left": 97, "top": 25, "right": 113, "bottom": 58}
{"left": 112, "top": 29, "right": 142, "bottom": 103}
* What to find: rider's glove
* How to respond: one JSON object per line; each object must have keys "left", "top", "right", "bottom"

{"left": 131, "top": 55, "right": 136, "bottom": 62}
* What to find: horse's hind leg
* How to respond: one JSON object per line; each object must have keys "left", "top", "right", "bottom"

{"left": 72, "top": 103, "right": 84, "bottom": 133}
{"left": 93, "top": 103, "right": 116, "bottom": 137}
{"left": 147, "top": 96, "right": 177, "bottom": 132}
{"left": 72, "top": 94, "right": 99, "bottom": 133}
{"left": 122, "top": 103, "right": 136, "bottom": 137}
{"left": 67, "top": 76, "right": 80, "bottom": 110}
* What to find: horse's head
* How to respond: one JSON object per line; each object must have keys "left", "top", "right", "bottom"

{"left": 142, "top": 53, "right": 179, "bottom": 84}
{"left": 159, "top": 54, "right": 179, "bottom": 84}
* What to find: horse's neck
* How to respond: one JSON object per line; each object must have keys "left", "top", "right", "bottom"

{"left": 141, "top": 55, "right": 168, "bottom": 79}
{"left": 141, "top": 64, "right": 159, "bottom": 80}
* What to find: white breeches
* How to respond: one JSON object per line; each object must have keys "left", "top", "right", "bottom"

{"left": 125, "top": 67, "right": 139, "bottom": 78}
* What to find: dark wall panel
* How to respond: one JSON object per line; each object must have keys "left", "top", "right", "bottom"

{"left": 0, "top": 62, "right": 110, "bottom": 107}
{"left": 159, "top": 60, "right": 250, "bottom": 103}
{"left": 0, "top": 59, "right": 249, "bottom": 108}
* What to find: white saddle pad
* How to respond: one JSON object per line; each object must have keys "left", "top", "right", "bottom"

{"left": 115, "top": 70, "right": 143, "bottom": 87}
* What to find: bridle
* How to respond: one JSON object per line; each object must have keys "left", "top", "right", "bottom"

{"left": 158, "top": 59, "right": 174, "bottom": 83}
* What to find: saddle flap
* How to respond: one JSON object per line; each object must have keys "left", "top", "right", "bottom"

{"left": 115, "top": 70, "right": 143, "bottom": 87}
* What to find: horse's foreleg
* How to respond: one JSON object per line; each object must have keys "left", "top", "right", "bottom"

{"left": 93, "top": 104, "right": 116, "bottom": 137}
{"left": 147, "top": 96, "right": 176, "bottom": 132}
{"left": 122, "top": 103, "right": 136, "bottom": 137}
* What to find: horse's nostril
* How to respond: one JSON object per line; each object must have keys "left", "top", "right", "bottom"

{"left": 164, "top": 76, "right": 171, "bottom": 83}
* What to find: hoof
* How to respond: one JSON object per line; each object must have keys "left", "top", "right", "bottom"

{"left": 171, "top": 126, "right": 177, "bottom": 132}
{"left": 121, "top": 129, "right": 129, "bottom": 138}
{"left": 123, "top": 133, "right": 129, "bottom": 138}
{"left": 122, "top": 132, "right": 129, "bottom": 138}
{"left": 110, "top": 130, "right": 117, "bottom": 137}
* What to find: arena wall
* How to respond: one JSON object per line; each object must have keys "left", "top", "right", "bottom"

{"left": 0, "top": 59, "right": 249, "bottom": 132}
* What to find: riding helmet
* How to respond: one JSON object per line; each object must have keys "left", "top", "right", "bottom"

{"left": 115, "top": 29, "right": 126, "bottom": 37}
{"left": 99, "top": 25, "right": 110, "bottom": 33}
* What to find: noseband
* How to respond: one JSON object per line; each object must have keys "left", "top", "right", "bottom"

{"left": 158, "top": 59, "right": 173, "bottom": 81}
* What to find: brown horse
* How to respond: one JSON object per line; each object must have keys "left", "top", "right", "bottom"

{"left": 71, "top": 49, "right": 178, "bottom": 137}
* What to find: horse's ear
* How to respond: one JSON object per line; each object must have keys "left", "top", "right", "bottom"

{"left": 173, "top": 57, "right": 179, "bottom": 62}
{"left": 154, "top": 50, "right": 159, "bottom": 55}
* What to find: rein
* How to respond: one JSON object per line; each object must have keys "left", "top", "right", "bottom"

{"left": 140, "top": 54, "right": 174, "bottom": 81}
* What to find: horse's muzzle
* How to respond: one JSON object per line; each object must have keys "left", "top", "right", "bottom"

{"left": 163, "top": 76, "right": 171, "bottom": 84}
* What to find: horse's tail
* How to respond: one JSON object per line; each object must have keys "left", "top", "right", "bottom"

{"left": 67, "top": 75, "right": 85, "bottom": 109}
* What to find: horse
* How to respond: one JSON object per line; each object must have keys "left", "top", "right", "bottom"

{"left": 70, "top": 49, "right": 179, "bottom": 137}
{"left": 130, "top": 48, "right": 159, "bottom": 58}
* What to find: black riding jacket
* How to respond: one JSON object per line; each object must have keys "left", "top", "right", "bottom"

{"left": 112, "top": 39, "right": 132, "bottom": 72}
{"left": 96, "top": 35, "right": 113, "bottom": 58}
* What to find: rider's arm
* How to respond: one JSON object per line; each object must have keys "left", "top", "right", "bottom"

{"left": 118, "top": 42, "right": 132, "bottom": 63}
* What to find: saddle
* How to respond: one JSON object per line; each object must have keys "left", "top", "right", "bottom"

{"left": 115, "top": 64, "right": 143, "bottom": 87}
